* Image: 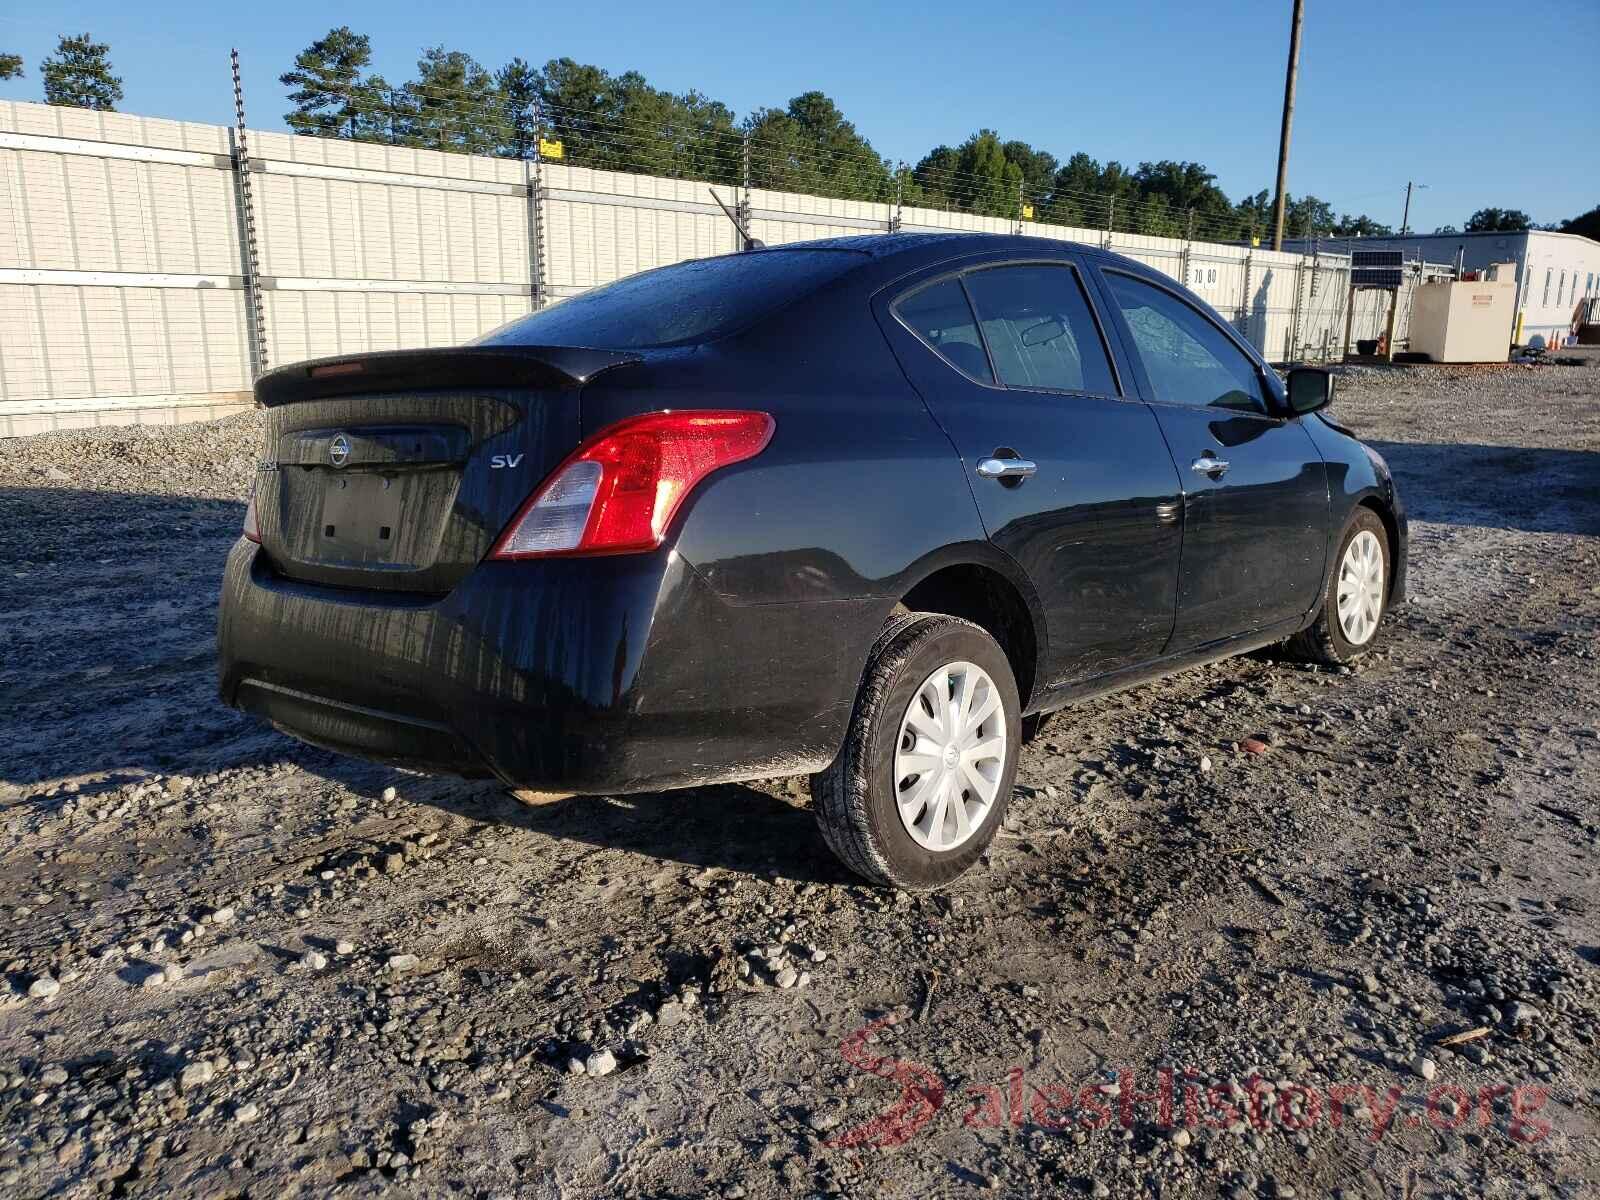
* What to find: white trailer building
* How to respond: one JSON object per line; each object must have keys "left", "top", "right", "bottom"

{"left": 1293, "top": 228, "right": 1600, "bottom": 349}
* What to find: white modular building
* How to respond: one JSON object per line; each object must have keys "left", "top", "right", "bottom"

{"left": 1293, "top": 228, "right": 1600, "bottom": 348}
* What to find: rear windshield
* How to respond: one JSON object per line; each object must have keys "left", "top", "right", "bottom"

{"left": 474, "top": 249, "right": 866, "bottom": 349}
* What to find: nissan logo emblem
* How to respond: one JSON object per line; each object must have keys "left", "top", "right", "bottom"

{"left": 328, "top": 434, "right": 352, "bottom": 468}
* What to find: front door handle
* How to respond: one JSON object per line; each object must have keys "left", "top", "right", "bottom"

{"left": 976, "top": 457, "right": 1038, "bottom": 480}
{"left": 1190, "top": 456, "right": 1230, "bottom": 478}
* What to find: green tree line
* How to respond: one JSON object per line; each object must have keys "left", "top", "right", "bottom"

{"left": 267, "top": 27, "right": 1397, "bottom": 240}
{"left": 3, "top": 29, "right": 1594, "bottom": 243}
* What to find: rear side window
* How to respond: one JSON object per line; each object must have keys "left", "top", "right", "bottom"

{"left": 1105, "top": 272, "right": 1266, "bottom": 414}
{"left": 895, "top": 278, "right": 994, "bottom": 383}
{"left": 475, "top": 249, "right": 866, "bottom": 349}
{"left": 962, "top": 264, "right": 1116, "bottom": 394}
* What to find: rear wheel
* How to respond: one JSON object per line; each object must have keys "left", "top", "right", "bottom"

{"left": 811, "top": 614, "right": 1020, "bottom": 889}
{"left": 1288, "top": 508, "right": 1391, "bottom": 666}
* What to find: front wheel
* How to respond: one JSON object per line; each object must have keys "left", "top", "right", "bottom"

{"left": 811, "top": 614, "right": 1020, "bottom": 889}
{"left": 1287, "top": 509, "right": 1391, "bottom": 666}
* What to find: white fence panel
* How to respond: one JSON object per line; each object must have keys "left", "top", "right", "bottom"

{"left": 261, "top": 291, "right": 528, "bottom": 366}
{"left": 0, "top": 98, "right": 1455, "bottom": 435}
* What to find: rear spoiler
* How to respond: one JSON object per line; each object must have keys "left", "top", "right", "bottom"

{"left": 254, "top": 346, "right": 643, "bottom": 407}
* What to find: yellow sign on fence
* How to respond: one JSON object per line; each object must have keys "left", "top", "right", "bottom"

{"left": 1022, "top": 204, "right": 1034, "bottom": 220}
{"left": 539, "top": 139, "right": 564, "bottom": 160}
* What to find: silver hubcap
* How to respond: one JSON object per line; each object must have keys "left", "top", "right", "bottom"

{"left": 894, "top": 661, "right": 1007, "bottom": 852}
{"left": 1336, "top": 530, "right": 1384, "bottom": 645}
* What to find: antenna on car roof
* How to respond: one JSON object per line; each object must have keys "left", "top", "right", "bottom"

{"left": 708, "top": 188, "right": 765, "bottom": 252}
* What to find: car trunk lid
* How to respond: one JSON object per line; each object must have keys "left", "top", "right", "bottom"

{"left": 252, "top": 346, "right": 640, "bottom": 594}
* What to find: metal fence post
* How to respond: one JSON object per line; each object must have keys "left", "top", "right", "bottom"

{"left": 1103, "top": 197, "right": 1115, "bottom": 249}
{"left": 1015, "top": 176, "right": 1025, "bottom": 235}
{"left": 1181, "top": 208, "right": 1194, "bottom": 286}
{"left": 1239, "top": 249, "right": 1253, "bottom": 340}
{"left": 1289, "top": 259, "right": 1305, "bottom": 361}
{"left": 737, "top": 134, "right": 753, "bottom": 251}
{"left": 1340, "top": 275, "right": 1357, "bottom": 362}
{"left": 527, "top": 98, "right": 547, "bottom": 309}
{"left": 889, "top": 161, "right": 903, "bottom": 233}
{"left": 229, "top": 49, "right": 268, "bottom": 380}
{"left": 1284, "top": 262, "right": 1297, "bottom": 362}
{"left": 1382, "top": 286, "right": 1400, "bottom": 362}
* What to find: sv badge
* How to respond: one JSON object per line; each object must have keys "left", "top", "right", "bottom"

{"left": 489, "top": 454, "right": 525, "bottom": 470}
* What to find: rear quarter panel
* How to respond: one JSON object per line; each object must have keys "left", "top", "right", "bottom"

{"left": 578, "top": 284, "right": 989, "bottom": 606}
{"left": 574, "top": 283, "right": 1007, "bottom": 766}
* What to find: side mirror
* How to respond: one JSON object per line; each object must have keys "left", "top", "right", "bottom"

{"left": 1286, "top": 367, "right": 1335, "bottom": 416}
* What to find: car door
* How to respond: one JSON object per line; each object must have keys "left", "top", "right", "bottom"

{"left": 874, "top": 256, "right": 1184, "bottom": 685}
{"left": 1090, "top": 267, "right": 1329, "bottom": 650}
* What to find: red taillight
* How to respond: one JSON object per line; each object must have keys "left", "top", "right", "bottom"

{"left": 242, "top": 487, "right": 261, "bottom": 543}
{"left": 489, "top": 410, "right": 774, "bottom": 559}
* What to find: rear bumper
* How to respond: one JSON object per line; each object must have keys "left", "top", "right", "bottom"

{"left": 218, "top": 540, "right": 880, "bottom": 792}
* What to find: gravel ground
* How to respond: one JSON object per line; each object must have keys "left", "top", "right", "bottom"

{"left": 1, "top": 353, "right": 1597, "bottom": 1199}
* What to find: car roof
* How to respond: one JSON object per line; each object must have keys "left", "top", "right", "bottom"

{"left": 755, "top": 231, "right": 1158, "bottom": 283}
{"left": 793, "top": 232, "right": 1094, "bottom": 256}
{"left": 746, "top": 232, "right": 1273, "bottom": 372}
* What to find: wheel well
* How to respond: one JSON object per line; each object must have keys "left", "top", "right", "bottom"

{"left": 898, "top": 564, "right": 1038, "bottom": 709}
{"left": 1357, "top": 497, "right": 1401, "bottom": 600}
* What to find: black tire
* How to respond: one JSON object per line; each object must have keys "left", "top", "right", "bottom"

{"left": 1286, "top": 508, "right": 1391, "bottom": 666}
{"left": 811, "top": 614, "right": 1021, "bottom": 890}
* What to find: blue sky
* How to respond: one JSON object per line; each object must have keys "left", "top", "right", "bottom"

{"left": 3, "top": 0, "right": 1595, "bottom": 228}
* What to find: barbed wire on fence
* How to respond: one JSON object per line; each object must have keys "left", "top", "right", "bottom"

{"left": 263, "top": 78, "right": 1330, "bottom": 244}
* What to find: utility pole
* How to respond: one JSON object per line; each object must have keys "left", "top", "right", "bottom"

{"left": 1399, "top": 181, "right": 1427, "bottom": 236}
{"left": 1270, "top": 0, "right": 1306, "bottom": 252}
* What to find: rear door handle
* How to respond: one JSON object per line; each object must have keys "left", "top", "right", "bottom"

{"left": 1190, "top": 456, "right": 1230, "bottom": 477}
{"left": 976, "top": 457, "right": 1038, "bottom": 479}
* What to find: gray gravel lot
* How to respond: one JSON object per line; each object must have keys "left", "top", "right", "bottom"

{"left": 1, "top": 353, "right": 1597, "bottom": 1199}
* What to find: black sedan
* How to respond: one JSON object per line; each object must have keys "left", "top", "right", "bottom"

{"left": 219, "top": 233, "right": 1406, "bottom": 889}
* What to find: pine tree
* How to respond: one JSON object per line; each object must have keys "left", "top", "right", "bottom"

{"left": 281, "top": 27, "right": 389, "bottom": 140}
{"left": 400, "top": 48, "right": 504, "bottom": 155}
{"left": 496, "top": 57, "right": 540, "bottom": 159}
{"left": 526, "top": 57, "right": 738, "bottom": 180}
{"left": 954, "top": 130, "right": 1023, "bottom": 219}
{"left": 41, "top": 34, "right": 122, "bottom": 110}
{"left": 746, "top": 91, "right": 890, "bottom": 202}
{"left": 535, "top": 58, "right": 612, "bottom": 166}
{"left": 911, "top": 131, "right": 1023, "bottom": 217}
{"left": 1001, "top": 140, "right": 1057, "bottom": 212}
{"left": 1040, "top": 153, "right": 1103, "bottom": 227}
{"left": 0, "top": 53, "right": 22, "bottom": 82}
{"left": 610, "top": 72, "right": 738, "bottom": 182}
{"left": 1234, "top": 189, "right": 1272, "bottom": 243}
{"left": 911, "top": 146, "right": 960, "bottom": 210}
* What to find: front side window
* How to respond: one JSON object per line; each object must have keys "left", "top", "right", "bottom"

{"left": 895, "top": 278, "right": 994, "bottom": 383}
{"left": 1104, "top": 272, "right": 1267, "bottom": 413}
{"left": 961, "top": 264, "right": 1117, "bottom": 395}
